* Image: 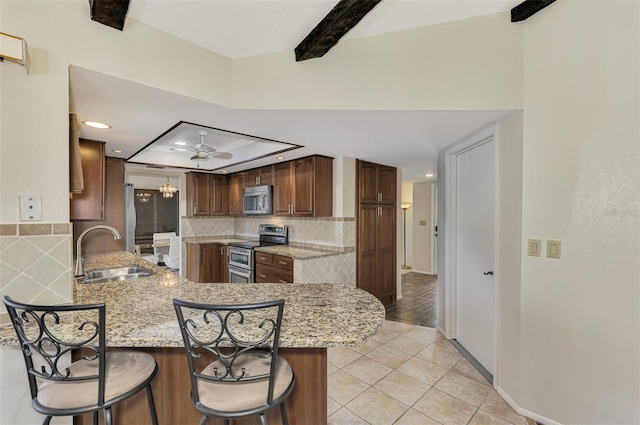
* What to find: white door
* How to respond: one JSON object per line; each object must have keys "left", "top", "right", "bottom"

{"left": 456, "top": 139, "right": 495, "bottom": 375}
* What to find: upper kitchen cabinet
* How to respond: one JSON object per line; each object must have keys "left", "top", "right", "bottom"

{"left": 186, "top": 172, "right": 226, "bottom": 217}
{"left": 357, "top": 161, "right": 397, "bottom": 205}
{"left": 70, "top": 139, "right": 105, "bottom": 220}
{"left": 246, "top": 166, "right": 273, "bottom": 187}
{"left": 227, "top": 172, "right": 246, "bottom": 216}
{"left": 273, "top": 155, "right": 333, "bottom": 217}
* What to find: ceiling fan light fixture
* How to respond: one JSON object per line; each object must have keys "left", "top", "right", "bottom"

{"left": 82, "top": 120, "right": 111, "bottom": 129}
{"left": 159, "top": 176, "right": 177, "bottom": 199}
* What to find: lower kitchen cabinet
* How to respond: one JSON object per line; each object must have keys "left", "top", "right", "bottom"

{"left": 255, "top": 252, "right": 293, "bottom": 283}
{"left": 186, "top": 242, "right": 228, "bottom": 283}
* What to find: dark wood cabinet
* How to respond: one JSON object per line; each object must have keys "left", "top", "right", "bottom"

{"left": 72, "top": 157, "right": 124, "bottom": 255}
{"left": 70, "top": 139, "right": 105, "bottom": 220}
{"left": 273, "top": 155, "right": 333, "bottom": 217}
{"left": 186, "top": 242, "right": 228, "bottom": 283}
{"left": 227, "top": 173, "right": 246, "bottom": 215}
{"left": 356, "top": 160, "right": 397, "bottom": 305}
{"left": 246, "top": 166, "right": 273, "bottom": 187}
{"left": 186, "top": 172, "right": 226, "bottom": 217}
{"left": 255, "top": 252, "right": 293, "bottom": 283}
{"left": 358, "top": 161, "right": 396, "bottom": 205}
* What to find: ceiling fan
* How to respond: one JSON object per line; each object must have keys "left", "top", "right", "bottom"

{"left": 189, "top": 130, "right": 233, "bottom": 162}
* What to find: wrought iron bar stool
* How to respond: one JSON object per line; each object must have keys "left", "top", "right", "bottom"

{"left": 173, "top": 298, "right": 295, "bottom": 425}
{"left": 2, "top": 296, "right": 159, "bottom": 425}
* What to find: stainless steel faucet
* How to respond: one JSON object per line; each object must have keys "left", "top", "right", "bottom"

{"left": 74, "top": 225, "right": 122, "bottom": 277}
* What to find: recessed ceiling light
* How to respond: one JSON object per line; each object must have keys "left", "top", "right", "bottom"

{"left": 222, "top": 170, "right": 228, "bottom": 174}
{"left": 112, "top": 149, "right": 123, "bottom": 154}
{"left": 174, "top": 141, "right": 187, "bottom": 146}
{"left": 277, "top": 156, "right": 285, "bottom": 160}
{"left": 425, "top": 173, "right": 435, "bottom": 177}
{"left": 82, "top": 121, "right": 111, "bottom": 129}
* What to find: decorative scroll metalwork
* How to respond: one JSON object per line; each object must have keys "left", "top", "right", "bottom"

{"left": 3, "top": 297, "right": 105, "bottom": 387}
{"left": 173, "top": 298, "right": 287, "bottom": 408}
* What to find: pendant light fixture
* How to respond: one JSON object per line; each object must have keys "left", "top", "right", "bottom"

{"left": 159, "top": 176, "right": 177, "bottom": 199}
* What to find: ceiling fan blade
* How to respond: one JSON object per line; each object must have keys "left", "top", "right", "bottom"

{"left": 201, "top": 143, "right": 217, "bottom": 152}
{"left": 211, "top": 152, "right": 233, "bottom": 160}
{"left": 190, "top": 154, "right": 199, "bottom": 160}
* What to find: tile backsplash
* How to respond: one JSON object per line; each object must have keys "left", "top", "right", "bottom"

{"left": 0, "top": 224, "right": 73, "bottom": 315}
{"left": 181, "top": 216, "right": 355, "bottom": 251}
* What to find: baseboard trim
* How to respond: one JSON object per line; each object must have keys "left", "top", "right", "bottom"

{"left": 495, "top": 386, "right": 564, "bottom": 425}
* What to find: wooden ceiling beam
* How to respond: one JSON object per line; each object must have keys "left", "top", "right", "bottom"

{"left": 294, "top": 0, "right": 383, "bottom": 62}
{"left": 89, "top": 0, "right": 131, "bottom": 31}
{"left": 511, "top": 0, "right": 557, "bottom": 22}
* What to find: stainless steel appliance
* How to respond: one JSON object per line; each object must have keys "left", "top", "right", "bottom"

{"left": 228, "top": 224, "right": 288, "bottom": 283}
{"left": 242, "top": 185, "right": 273, "bottom": 215}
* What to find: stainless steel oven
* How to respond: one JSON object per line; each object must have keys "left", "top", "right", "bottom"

{"left": 227, "top": 224, "right": 288, "bottom": 283}
{"left": 228, "top": 265, "right": 253, "bottom": 284}
{"left": 228, "top": 245, "right": 253, "bottom": 269}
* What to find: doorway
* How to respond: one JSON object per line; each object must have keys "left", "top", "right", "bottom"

{"left": 444, "top": 127, "right": 496, "bottom": 378}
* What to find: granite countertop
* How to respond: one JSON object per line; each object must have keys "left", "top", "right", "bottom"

{"left": 255, "top": 245, "right": 340, "bottom": 260}
{"left": 0, "top": 252, "right": 384, "bottom": 349}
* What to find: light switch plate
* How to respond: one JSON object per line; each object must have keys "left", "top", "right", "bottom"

{"left": 527, "top": 239, "right": 541, "bottom": 257}
{"left": 547, "top": 240, "right": 561, "bottom": 259}
{"left": 19, "top": 195, "right": 42, "bottom": 221}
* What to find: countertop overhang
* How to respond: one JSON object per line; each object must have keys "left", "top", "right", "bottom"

{"left": 0, "top": 252, "right": 384, "bottom": 349}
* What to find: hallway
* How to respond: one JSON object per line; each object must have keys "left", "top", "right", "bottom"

{"left": 385, "top": 272, "right": 438, "bottom": 327}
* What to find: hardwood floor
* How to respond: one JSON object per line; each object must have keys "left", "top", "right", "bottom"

{"left": 385, "top": 272, "right": 437, "bottom": 327}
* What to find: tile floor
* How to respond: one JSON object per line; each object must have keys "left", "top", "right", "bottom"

{"left": 385, "top": 272, "right": 438, "bottom": 327}
{"left": 327, "top": 320, "right": 530, "bottom": 425}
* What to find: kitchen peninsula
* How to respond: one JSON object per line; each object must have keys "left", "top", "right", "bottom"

{"left": 0, "top": 252, "right": 385, "bottom": 425}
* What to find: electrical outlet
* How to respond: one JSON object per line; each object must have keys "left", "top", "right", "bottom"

{"left": 547, "top": 240, "right": 561, "bottom": 259}
{"left": 19, "top": 195, "right": 42, "bottom": 221}
{"left": 527, "top": 239, "right": 541, "bottom": 257}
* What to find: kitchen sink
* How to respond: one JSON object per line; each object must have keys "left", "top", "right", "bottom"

{"left": 78, "top": 266, "right": 155, "bottom": 284}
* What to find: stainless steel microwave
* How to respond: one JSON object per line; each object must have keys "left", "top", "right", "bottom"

{"left": 242, "top": 185, "right": 273, "bottom": 215}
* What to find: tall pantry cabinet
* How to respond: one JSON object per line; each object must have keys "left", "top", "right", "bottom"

{"left": 356, "top": 160, "right": 397, "bottom": 305}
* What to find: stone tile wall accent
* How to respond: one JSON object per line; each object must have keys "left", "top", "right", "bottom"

{"left": 294, "top": 253, "right": 356, "bottom": 286}
{"left": 0, "top": 224, "right": 73, "bottom": 316}
{"left": 181, "top": 217, "right": 234, "bottom": 238}
{"left": 234, "top": 216, "right": 355, "bottom": 251}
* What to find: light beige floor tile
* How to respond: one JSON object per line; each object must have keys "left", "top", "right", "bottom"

{"left": 373, "top": 370, "right": 430, "bottom": 406}
{"left": 386, "top": 334, "right": 434, "bottom": 356}
{"left": 343, "top": 355, "right": 393, "bottom": 385}
{"left": 397, "top": 356, "right": 448, "bottom": 386}
{"left": 469, "top": 410, "right": 511, "bottom": 425}
{"left": 414, "top": 341, "right": 462, "bottom": 370}
{"left": 371, "top": 327, "right": 400, "bottom": 343}
{"left": 328, "top": 407, "right": 370, "bottom": 425}
{"left": 328, "top": 396, "right": 341, "bottom": 416}
{"left": 327, "top": 362, "right": 338, "bottom": 376}
{"left": 366, "top": 344, "right": 412, "bottom": 369}
{"left": 394, "top": 409, "right": 442, "bottom": 425}
{"left": 480, "top": 390, "right": 528, "bottom": 425}
{"left": 402, "top": 326, "right": 439, "bottom": 344}
{"left": 329, "top": 346, "right": 363, "bottom": 368}
{"left": 451, "top": 358, "right": 491, "bottom": 385}
{"left": 434, "top": 371, "right": 492, "bottom": 407}
{"left": 352, "top": 337, "right": 383, "bottom": 355}
{"left": 381, "top": 320, "right": 416, "bottom": 334}
{"left": 328, "top": 370, "right": 370, "bottom": 404}
{"left": 413, "top": 388, "right": 477, "bottom": 425}
{"left": 346, "top": 387, "right": 409, "bottom": 425}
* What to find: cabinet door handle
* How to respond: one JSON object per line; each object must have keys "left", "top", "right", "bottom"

{"left": 278, "top": 261, "right": 288, "bottom": 266}
{"left": 193, "top": 206, "right": 197, "bottom": 215}
{"left": 259, "top": 274, "right": 267, "bottom": 278}
{"left": 278, "top": 280, "right": 287, "bottom": 283}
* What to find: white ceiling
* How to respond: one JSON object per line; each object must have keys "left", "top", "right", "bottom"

{"left": 71, "top": 0, "right": 519, "bottom": 182}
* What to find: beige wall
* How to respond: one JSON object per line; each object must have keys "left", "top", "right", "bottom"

{"left": 518, "top": 1, "right": 639, "bottom": 423}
